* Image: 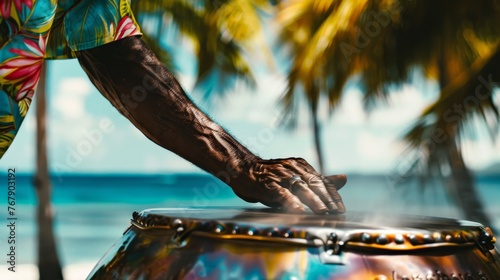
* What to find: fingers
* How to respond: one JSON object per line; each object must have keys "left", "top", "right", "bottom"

{"left": 260, "top": 182, "right": 305, "bottom": 214}
{"left": 324, "top": 174, "right": 347, "bottom": 191}
{"left": 289, "top": 179, "right": 330, "bottom": 214}
{"left": 243, "top": 158, "right": 347, "bottom": 215}
{"left": 300, "top": 173, "right": 338, "bottom": 212}
{"left": 323, "top": 174, "right": 347, "bottom": 213}
{"left": 325, "top": 187, "right": 345, "bottom": 213}
{"left": 279, "top": 158, "right": 347, "bottom": 214}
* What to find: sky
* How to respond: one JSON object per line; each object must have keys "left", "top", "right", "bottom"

{"left": 2, "top": 15, "right": 500, "bottom": 176}
{"left": 2, "top": 56, "right": 499, "bottom": 176}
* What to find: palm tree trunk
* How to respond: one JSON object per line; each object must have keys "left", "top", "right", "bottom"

{"left": 34, "top": 61, "right": 64, "bottom": 280}
{"left": 310, "top": 103, "right": 324, "bottom": 174}
{"left": 447, "top": 151, "right": 492, "bottom": 227}
{"left": 437, "top": 49, "right": 492, "bottom": 228}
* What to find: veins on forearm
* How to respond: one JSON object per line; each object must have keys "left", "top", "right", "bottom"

{"left": 149, "top": 78, "right": 257, "bottom": 176}
{"left": 77, "top": 36, "right": 258, "bottom": 182}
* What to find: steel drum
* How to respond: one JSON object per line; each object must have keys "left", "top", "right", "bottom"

{"left": 87, "top": 208, "right": 500, "bottom": 279}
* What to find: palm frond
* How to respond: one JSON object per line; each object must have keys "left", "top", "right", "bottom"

{"left": 277, "top": 0, "right": 500, "bottom": 110}
{"left": 131, "top": 0, "right": 271, "bottom": 101}
{"left": 402, "top": 45, "right": 500, "bottom": 177}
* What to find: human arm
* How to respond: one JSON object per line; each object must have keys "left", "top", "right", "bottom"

{"left": 75, "top": 36, "right": 346, "bottom": 214}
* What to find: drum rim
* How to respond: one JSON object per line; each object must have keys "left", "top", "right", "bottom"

{"left": 129, "top": 208, "right": 497, "bottom": 254}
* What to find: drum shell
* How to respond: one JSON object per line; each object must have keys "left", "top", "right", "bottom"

{"left": 87, "top": 210, "right": 500, "bottom": 280}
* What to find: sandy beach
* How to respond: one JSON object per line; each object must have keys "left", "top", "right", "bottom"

{"left": 0, "top": 263, "right": 96, "bottom": 280}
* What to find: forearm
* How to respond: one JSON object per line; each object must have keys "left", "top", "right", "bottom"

{"left": 76, "top": 36, "right": 259, "bottom": 183}
{"left": 76, "top": 36, "right": 347, "bottom": 214}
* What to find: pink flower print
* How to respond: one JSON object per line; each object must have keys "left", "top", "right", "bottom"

{"left": 0, "top": 35, "right": 45, "bottom": 101}
{"left": 114, "top": 16, "right": 140, "bottom": 40}
{"left": 1, "top": 0, "right": 34, "bottom": 19}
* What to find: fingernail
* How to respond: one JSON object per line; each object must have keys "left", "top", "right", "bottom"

{"left": 337, "top": 202, "right": 346, "bottom": 212}
{"left": 319, "top": 208, "right": 329, "bottom": 214}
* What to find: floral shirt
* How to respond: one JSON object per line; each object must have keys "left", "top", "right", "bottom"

{"left": 0, "top": 0, "right": 141, "bottom": 159}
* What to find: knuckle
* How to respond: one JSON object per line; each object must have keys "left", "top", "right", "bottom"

{"left": 277, "top": 187, "right": 290, "bottom": 196}
{"left": 309, "top": 175, "right": 323, "bottom": 185}
{"left": 294, "top": 157, "right": 306, "bottom": 164}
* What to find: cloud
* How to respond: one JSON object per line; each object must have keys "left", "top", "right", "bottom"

{"left": 332, "top": 89, "right": 366, "bottom": 125}
{"left": 352, "top": 130, "right": 406, "bottom": 172}
{"left": 53, "top": 78, "right": 92, "bottom": 120}
{"left": 462, "top": 138, "right": 498, "bottom": 170}
{"left": 332, "top": 85, "right": 436, "bottom": 128}
{"left": 357, "top": 131, "right": 391, "bottom": 160}
{"left": 49, "top": 77, "right": 99, "bottom": 149}
{"left": 369, "top": 86, "right": 432, "bottom": 125}
{"left": 208, "top": 73, "right": 287, "bottom": 127}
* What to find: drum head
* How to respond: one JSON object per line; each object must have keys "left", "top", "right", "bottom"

{"left": 88, "top": 208, "right": 500, "bottom": 280}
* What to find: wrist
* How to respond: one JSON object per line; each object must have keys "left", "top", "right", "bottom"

{"left": 212, "top": 152, "right": 260, "bottom": 188}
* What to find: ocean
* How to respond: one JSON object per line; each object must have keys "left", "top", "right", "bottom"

{"left": 0, "top": 173, "right": 499, "bottom": 278}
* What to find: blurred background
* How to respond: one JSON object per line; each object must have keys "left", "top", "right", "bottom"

{"left": 0, "top": 0, "right": 499, "bottom": 279}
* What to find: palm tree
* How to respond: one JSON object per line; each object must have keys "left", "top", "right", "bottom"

{"left": 276, "top": 1, "right": 345, "bottom": 173}
{"left": 130, "top": 0, "right": 273, "bottom": 100}
{"left": 276, "top": 0, "right": 500, "bottom": 226}
{"left": 402, "top": 47, "right": 500, "bottom": 225}
{"left": 34, "top": 61, "right": 64, "bottom": 280}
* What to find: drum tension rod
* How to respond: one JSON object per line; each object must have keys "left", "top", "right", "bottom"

{"left": 476, "top": 226, "right": 497, "bottom": 263}
{"left": 477, "top": 226, "right": 496, "bottom": 251}
{"left": 325, "top": 232, "right": 341, "bottom": 255}
{"left": 318, "top": 232, "right": 346, "bottom": 265}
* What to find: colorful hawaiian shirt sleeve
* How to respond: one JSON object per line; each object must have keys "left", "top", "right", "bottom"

{"left": 0, "top": 0, "right": 141, "bottom": 159}
{"left": 46, "top": 0, "right": 141, "bottom": 59}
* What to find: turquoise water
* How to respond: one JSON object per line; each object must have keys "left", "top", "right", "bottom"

{"left": 0, "top": 173, "right": 499, "bottom": 267}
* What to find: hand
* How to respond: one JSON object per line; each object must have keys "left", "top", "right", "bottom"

{"left": 232, "top": 157, "right": 347, "bottom": 214}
